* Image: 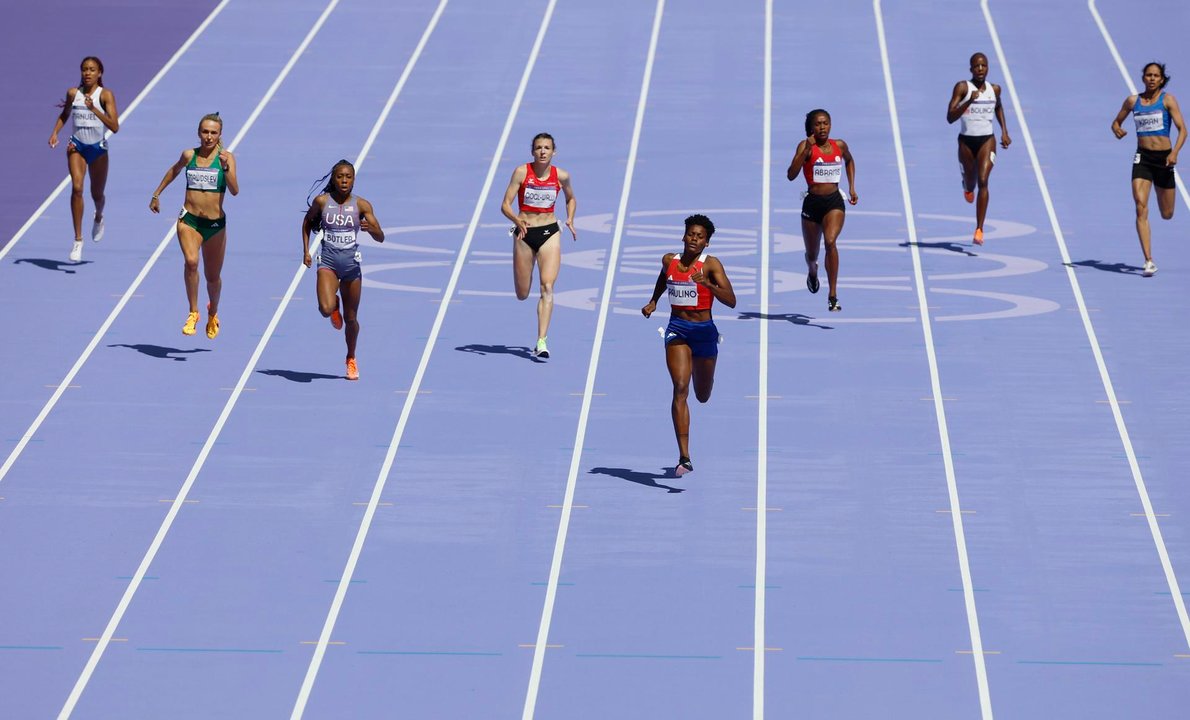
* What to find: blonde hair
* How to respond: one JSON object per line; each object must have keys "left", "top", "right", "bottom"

{"left": 198, "top": 112, "right": 224, "bottom": 152}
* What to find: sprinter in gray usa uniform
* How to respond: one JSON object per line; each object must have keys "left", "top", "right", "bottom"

{"left": 302, "top": 159, "right": 384, "bottom": 381}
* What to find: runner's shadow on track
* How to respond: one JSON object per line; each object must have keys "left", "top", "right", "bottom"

{"left": 13, "top": 258, "right": 93, "bottom": 273}
{"left": 257, "top": 369, "right": 343, "bottom": 383}
{"left": 900, "top": 241, "right": 978, "bottom": 256}
{"left": 108, "top": 344, "right": 211, "bottom": 362}
{"left": 1066, "top": 259, "right": 1143, "bottom": 275}
{"left": 589, "top": 466, "right": 685, "bottom": 493}
{"left": 455, "top": 343, "right": 546, "bottom": 363}
{"left": 737, "top": 312, "right": 833, "bottom": 331}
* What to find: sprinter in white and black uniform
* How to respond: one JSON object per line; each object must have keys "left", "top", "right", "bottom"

{"left": 786, "top": 109, "right": 857, "bottom": 312}
{"left": 499, "top": 132, "right": 577, "bottom": 359}
{"left": 302, "top": 160, "right": 384, "bottom": 381}
{"left": 49, "top": 56, "right": 119, "bottom": 262}
{"left": 150, "top": 113, "right": 239, "bottom": 338}
{"left": 947, "top": 52, "right": 1011, "bottom": 246}
{"left": 641, "top": 214, "right": 736, "bottom": 478}
{"left": 1112, "top": 62, "right": 1186, "bottom": 276}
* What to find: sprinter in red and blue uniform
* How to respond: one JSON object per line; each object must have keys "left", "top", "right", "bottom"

{"left": 641, "top": 214, "right": 736, "bottom": 478}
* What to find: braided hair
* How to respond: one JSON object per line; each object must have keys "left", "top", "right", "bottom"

{"left": 305, "top": 160, "right": 356, "bottom": 229}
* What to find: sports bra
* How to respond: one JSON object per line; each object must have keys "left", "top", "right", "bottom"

{"left": 1134, "top": 92, "right": 1172, "bottom": 138}
{"left": 185, "top": 149, "right": 226, "bottom": 193}
{"left": 802, "top": 139, "right": 844, "bottom": 188}
{"left": 666, "top": 253, "right": 713, "bottom": 311}
{"left": 518, "top": 164, "right": 560, "bottom": 214}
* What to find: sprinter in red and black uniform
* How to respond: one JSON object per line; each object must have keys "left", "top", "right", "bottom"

{"left": 499, "top": 132, "right": 577, "bottom": 359}
{"left": 641, "top": 214, "right": 736, "bottom": 478}
{"left": 786, "top": 109, "right": 857, "bottom": 312}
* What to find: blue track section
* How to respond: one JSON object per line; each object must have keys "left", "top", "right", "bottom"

{"left": 765, "top": 2, "right": 982, "bottom": 717}
{"left": 879, "top": 0, "right": 1190, "bottom": 716}
{"left": 2, "top": 1, "right": 1189, "bottom": 718}
{"left": 529, "top": 2, "right": 763, "bottom": 717}
{"left": 1, "top": 2, "right": 344, "bottom": 716}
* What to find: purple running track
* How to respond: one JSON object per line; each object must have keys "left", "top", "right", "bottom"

{"left": 5, "top": 0, "right": 219, "bottom": 252}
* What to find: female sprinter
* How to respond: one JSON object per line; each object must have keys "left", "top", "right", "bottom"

{"left": 641, "top": 214, "right": 736, "bottom": 477}
{"left": 499, "top": 132, "right": 577, "bottom": 359}
{"left": 302, "top": 160, "right": 384, "bottom": 381}
{"left": 149, "top": 113, "right": 239, "bottom": 338}
{"left": 946, "top": 52, "right": 1011, "bottom": 245}
{"left": 49, "top": 56, "right": 119, "bottom": 262}
{"left": 1111, "top": 62, "right": 1186, "bottom": 276}
{"left": 786, "top": 109, "right": 857, "bottom": 312}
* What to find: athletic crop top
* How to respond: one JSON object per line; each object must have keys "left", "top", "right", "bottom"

{"left": 185, "top": 149, "right": 226, "bottom": 193}
{"left": 666, "top": 253, "right": 713, "bottom": 311}
{"left": 1134, "top": 92, "right": 1172, "bottom": 138}
{"left": 959, "top": 81, "right": 996, "bottom": 136}
{"left": 518, "top": 164, "right": 560, "bottom": 214}
{"left": 802, "top": 139, "right": 844, "bottom": 188}
{"left": 70, "top": 87, "right": 106, "bottom": 145}
{"left": 321, "top": 195, "right": 360, "bottom": 250}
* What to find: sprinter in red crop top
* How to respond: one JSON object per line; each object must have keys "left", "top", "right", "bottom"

{"left": 499, "top": 132, "right": 577, "bottom": 359}
{"left": 786, "top": 108, "right": 856, "bottom": 313}
{"left": 642, "top": 214, "right": 736, "bottom": 478}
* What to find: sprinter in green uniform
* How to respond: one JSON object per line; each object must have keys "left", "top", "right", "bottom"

{"left": 150, "top": 113, "right": 239, "bottom": 338}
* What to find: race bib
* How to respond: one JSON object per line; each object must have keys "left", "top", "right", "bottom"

{"left": 522, "top": 186, "right": 558, "bottom": 209}
{"left": 324, "top": 229, "right": 357, "bottom": 248}
{"left": 967, "top": 99, "right": 995, "bottom": 118}
{"left": 1134, "top": 152, "right": 1141, "bottom": 165}
{"left": 667, "top": 280, "right": 700, "bottom": 307}
{"left": 187, "top": 167, "right": 220, "bottom": 191}
{"left": 812, "top": 160, "right": 843, "bottom": 184}
{"left": 1135, "top": 110, "right": 1164, "bottom": 133}
{"left": 72, "top": 107, "right": 100, "bottom": 126}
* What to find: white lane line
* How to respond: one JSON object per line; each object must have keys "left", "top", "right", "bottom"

{"left": 987, "top": 0, "right": 1190, "bottom": 647}
{"left": 289, "top": 1, "right": 555, "bottom": 716}
{"left": 873, "top": 2, "right": 993, "bottom": 718}
{"left": 0, "top": 0, "right": 233, "bottom": 263}
{"left": 55, "top": 1, "right": 346, "bottom": 716}
{"left": 754, "top": 0, "right": 772, "bottom": 717}
{"left": 1088, "top": 0, "right": 1190, "bottom": 210}
{"left": 2, "top": 2, "right": 341, "bottom": 490}
{"left": 520, "top": 2, "right": 665, "bottom": 718}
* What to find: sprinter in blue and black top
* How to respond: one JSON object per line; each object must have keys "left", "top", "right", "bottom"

{"left": 150, "top": 113, "right": 240, "bottom": 337}
{"left": 1112, "top": 62, "right": 1187, "bottom": 277}
{"left": 302, "top": 160, "right": 385, "bottom": 381}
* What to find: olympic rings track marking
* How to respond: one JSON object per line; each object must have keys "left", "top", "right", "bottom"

{"left": 874, "top": 1, "right": 994, "bottom": 718}
{"left": 0, "top": 0, "right": 232, "bottom": 263}
{"left": 290, "top": 0, "right": 554, "bottom": 716}
{"left": 55, "top": 1, "right": 347, "bottom": 715}
{"left": 520, "top": 1, "right": 665, "bottom": 717}
{"left": 985, "top": 0, "right": 1190, "bottom": 650}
